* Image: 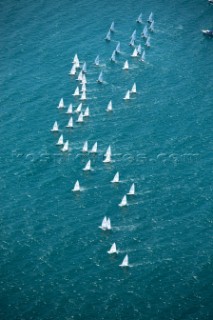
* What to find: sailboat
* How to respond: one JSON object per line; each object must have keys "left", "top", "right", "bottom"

{"left": 56, "top": 134, "right": 64, "bottom": 146}
{"left": 90, "top": 142, "right": 97, "bottom": 153}
{"left": 123, "top": 90, "right": 130, "bottom": 100}
{"left": 149, "top": 21, "right": 154, "bottom": 32}
{"left": 81, "top": 83, "right": 86, "bottom": 92}
{"left": 80, "top": 91, "right": 86, "bottom": 100}
{"left": 136, "top": 13, "right": 143, "bottom": 24}
{"left": 82, "top": 141, "right": 88, "bottom": 152}
{"left": 83, "top": 159, "right": 91, "bottom": 171}
{"left": 111, "top": 172, "right": 119, "bottom": 183}
{"left": 145, "top": 37, "right": 151, "bottom": 47}
{"left": 72, "top": 180, "right": 81, "bottom": 192}
{"left": 81, "top": 74, "right": 87, "bottom": 84}
{"left": 123, "top": 60, "right": 129, "bottom": 70}
{"left": 77, "top": 70, "right": 83, "bottom": 81}
{"left": 118, "top": 195, "right": 128, "bottom": 207}
{"left": 94, "top": 55, "right": 100, "bottom": 66}
{"left": 105, "top": 30, "right": 111, "bottom": 41}
{"left": 69, "top": 64, "right": 76, "bottom": 76}
{"left": 140, "top": 51, "right": 146, "bottom": 62}
{"left": 131, "top": 83, "right": 137, "bottom": 94}
{"left": 51, "top": 121, "right": 59, "bottom": 132}
{"left": 84, "top": 107, "right": 90, "bottom": 117}
{"left": 106, "top": 100, "right": 113, "bottom": 112}
{"left": 82, "top": 62, "right": 87, "bottom": 74}
{"left": 72, "top": 53, "right": 79, "bottom": 64}
{"left": 115, "top": 42, "right": 121, "bottom": 54}
{"left": 106, "top": 218, "right": 111, "bottom": 230}
{"left": 127, "top": 183, "right": 135, "bottom": 195}
{"left": 66, "top": 104, "right": 73, "bottom": 114}
{"left": 129, "top": 38, "right": 135, "bottom": 47}
{"left": 75, "top": 103, "right": 82, "bottom": 113}
{"left": 57, "top": 98, "right": 64, "bottom": 109}
{"left": 131, "top": 48, "right": 138, "bottom": 57}
{"left": 73, "top": 86, "right": 80, "bottom": 97}
{"left": 131, "top": 30, "right": 137, "bottom": 40}
{"left": 137, "top": 44, "right": 142, "bottom": 55}
{"left": 61, "top": 140, "right": 69, "bottom": 152}
{"left": 104, "top": 145, "right": 111, "bottom": 157}
{"left": 147, "top": 12, "right": 153, "bottom": 23}
{"left": 103, "top": 153, "right": 111, "bottom": 163}
{"left": 97, "top": 71, "right": 103, "bottom": 83}
{"left": 141, "top": 25, "right": 148, "bottom": 38}
{"left": 76, "top": 112, "right": 84, "bottom": 123}
{"left": 119, "top": 254, "right": 129, "bottom": 267}
{"left": 110, "top": 21, "right": 115, "bottom": 32}
{"left": 99, "top": 217, "right": 111, "bottom": 230}
{"left": 110, "top": 50, "right": 116, "bottom": 62}
{"left": 107, "top": 243, "right": 118, "bottom": 254}
{"left": 66, "top": 117, "right": 73, "bottom": 128}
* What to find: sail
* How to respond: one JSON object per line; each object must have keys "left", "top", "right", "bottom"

{"left": 119, "top": 195, "right": 128, "bottom": 207}
{"left": 74, "top": 59, "right": 80, "bottom": 68}
{"left": 131, "top": 48, "right": 138, "bottom": 57}
{"left": 75, "top": 103, "right": 82, "bottom": 113}
{"left": 142, "top": 25, "right": 148, "bottom": 38}
{"left": 80, "top": 91, "right": 86, "bottom": 100}
{"left": 72, "top": 54, "right": 79, "bottom": 64}
{"left": 148, "top": 12, "right": 153, "bottom": 23}
{"left": 110, "top": 21, "right": 115, "bottom": 32}
{"left": 58, "top": 98, "right": 64, "bottom": 109}
{"left": 83, "top": 160, "right": 91, "bottom": 171}
{"left": 128, "top": 183, "right": 135, "bottom": 195}
{"left": 103, "top": 154, "right": 111, "bottom": 163}
{"left": 82, "top": 141, "right": 88, "bottom": 152}
{"left": 97, "top": 71, "right": 103, "bottom": 83}
{"left": 110, "top": 50, "right": 116, "bottom": 62}
{"left": 137, "top": 44, "right": 142, "bottom": 55}
{"left": 146, "top": 37, "right": 151, "bottom": 47}
{"left": 100, "top": 216, "right": 108, "bottom": 230}
{"left": 115, "top": 42, "right": 121, "bottom": 54}
{"left": 140, "top": 51, "right": 146, "bottom": 62}
{"left": 107, "top": 243, "right": 117, "bottom": 254}
{"left": 66, "top": 117, "right": 73, "bottom": 128}
{"left": 76, "top": 112, "right": 84, "bottom": 123}
{"left": 94, "top": 55, "right": 100, "bottom": 66}
{"left": 84, "top": 107, "right": 90, "bottom": 117}
{"left": 73, "top": 86, "right": 80, "bottom": 96}
{"left": 123, "top": 60, "right": 129, "bottom": 70}
{"left": 131, "top": 30, "right": 136, "bottom": 40}
{"left": 61, "top": 140, "right": 69, "bottom": 152}
{"left": 77, "top": 70, "right": 83, "bottom": 81}
{"left": 81, "top": 83, "right": 86, "bottom": 92}
{"left": 91, "top": 142, "right": 97, "bottom": 153}
{"left": 81, "top": 74, "right": 87, "bottom": 84}
{"left": 106, "top": 100, "right": 112, "bottom": 112}
{"left": 104, "top": 145, "right": 111, "bottom": 157}
{"left": 150, "top": 21, "right": 154, "bottom": 32}
{"left": 69, "top": 64, "right": 76, "bottom": 75}
{"left": 111, "top": 172, "right": 119, "bottom": 183}
{"left": 129, "top": 38, "right": 135, "bottom": 46}
{"left": 82, "top": 62, "right": 87, "bottom": 73}
{"left": 73, "top": 180, "right": 80, "bottom": 192}
{"left": 131, "top": 83, "right": 137, "bottom": 93}
{"left": 56, "top": 134, "right": 63, "bottom": 145}
{"left": 105, "top": 30, "right": 111, "bottom": 41}
{"left": 107, "top": 218, "right": 111, "bottom": 230}
{"left": 123, "top": 90, "right": 130, "bottom": 100}
{"left": 51, "top": 121, "right": 58, "bottom": 132}
{"left": 66, "top": 104, "right": 73, "bottom": 114}
{"left": 136, "top": 13, "right": 143, "bottom": 24}
{"left": 119, "top": 254, "right": 129, "bottom": 267}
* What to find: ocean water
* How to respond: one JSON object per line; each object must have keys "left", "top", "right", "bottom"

{"left": 0, "top": 0, "right": 213, "bottom": 319}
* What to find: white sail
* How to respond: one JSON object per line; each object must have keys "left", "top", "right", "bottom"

{"left": 81, "top": 83, "right": 86, "bottom": 92}
{"left": 136, "top": 13, "right": 143, "bottom": 24}
{"left": 104, "top": 145, "right": 111, "bottom": 157}
{"left": 72, "top": 180, "right": 80, "bottom": 192}
{"left": 119, "top": 254, "right": 129, "bottom": 267}
{"left": 110, "top": 50, "right": 116, "bottom": 62}
{"left": 131, "top": 48, "right": 138, "bottom": 57}
{"left": 73, "top": 86, "right": 80, "bottom": 96}
{"left": 150, "top": 21, "right": 154, "bottom": 32}
{"left": 84, "top": 107, "right": 90, "bottom": 117}
{"left": 56, "top": 134, "right": 64, "bottom": 145}
{"left": 83, "top": 159, "right": 91, "bottom": 171}
{"left": 107, "top": 243, "right": 117, "bottom": 254}
{"left": 123, "top": 60, "right": 129, "bottom": 70}
{"left": 123, "top": 90, "right": 130, "bottom": 100}
{"left": 127, "top": 183, "right": 135, "bottom": 195}
{"left": 107, "top": 218, "right": 111, "bottom": 230}
{"left": 82, "top": 62, "right": 87, "bottom": 73}
{"left": 66, "top": 117, "right": 73, "bottom": 128}
{"left": 141, "top": 25, "right": 148, "bottom": 38}
{"left": 90, "top": 142, "right": 97, "bottom": 153}
{"left": 99, "top": 216, "right": 108, "bottom": 230}
{"left": 110, "top": 21, "right": 115, "bottom": 32}
{"left": 94, "top": 55, "right": 100, "bottom": 66}
{"left": 51, "top": 121, "right": 59, "bottom": 132}
{"left": 131, "top": 83, "right": 137, "bottom": 94}
{"left": 80, "top": 91, "right": 86, "bottom": 100}
{"left": 106, "top": 100, "right": 113, "bottom": 112}
{"left": 103, "top": 153, "right": 111, "bottom": 163}
{"left": 148, "top": 12, "right": 153, "bottom": 23}
{"left": 66, "top": 104, "right": 73, "bottom": 114}
{"left": 105, "top": 30, "right": 111, "bottom": 41}
{"left": 82, "top": 141, "right": 88, "bottom": 152}
{"left": 137, "top": 44, "right": 142, "bottom": 55}
{"left": 111, "top": 172, "right": 119, "bottom": 183}
{"left": 97, "top": 71, "right": 103, "bottom": 83}
{"left": 69, "top": 64, "right": 76, "bottom": 75}
{"left": 74, "top": 59, "right": 80, "bottom": 68}
{"left": 75, "top": 103, "right": 82, "bottom": 113}
{"left": 81, "top": 74, "right": 87, "bottom": 84}
{"left": 58, "top": 98, "right": 64, "bottom": 109}
{"left": 76, "top": 112, "right": 84, "bottom": 123}
{"left": 146, "top": 37, "right": 151, "bottom": 47}
{"left": 72, "top": 54, "right": 79, "bottom": 64}
{"left": 115, "top": 42, "right": 121, "bottom": 54}
{"left": 140, "top": 51, "right": 146, "bottom": 62}
{"left": 118, "top": 195, "right": 128, "bottom": 207}
{"left": 77, "top": 70, "right": 83, "bottom": 81}
{"left": 61, "top": 140, "right": 69, "bottom": 152}
{"left": 129, "top": 38, "right": 135, "bottom": 47}
{"left": 131, "top": 30, "right": 137, "bottom": 40}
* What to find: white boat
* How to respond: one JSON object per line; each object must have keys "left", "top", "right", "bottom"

{"left": 57, "top": 98, "right": 64, "bottom": 109}
{"left": 82, "top": 141, "right": 88, "bottom": 152}
{"left": 145, "top": 37, "right": 151, "bottom": 47}
{"left": 137, "top": 44, "right": 142, "bottom": 55}
{"left": 97, "top": 71, "right": 103, "bottom": 83}
{"left": 73, "top": 86, "right": 80, "bottom": 97}
{"left": 111, "top": 172, "right": 119, "bottom": 183}
{"left": 81, "top": 83, "right": 86, "bottom": 92}
{"left": 131, "top": 83, "right": 137, "bottom": 94}
{"left": 80, "top": 91, "right": 86, "bottom": 100}
{"left": 106, "top": 100, "right": 113, "bottom": 112}
{"left": 123, "top": 60, "right": 129, "bottom": 70}
{"left": 140, "top": 51, "right": 146, "bottom": 62}
{"left": 141, "top": 25, "right": 148, "bottom": 38}
{"left": 72, "top": 54, "right": 79, "bottom": 64}
{"left": 131, "top": 30, "right": 136, "bottom": 40}
{"left": 118, "top": 195, "right": 128, "bottom": 207}
{"left": 110, "top": 21, "right": 115, "bottom": 32}
{"left": 61, "top": 140, "right": 69, "bottom": 152}
{"left": 76, "top": 112, "right": 84, "bottom": 123}
{"left": 99, "top": 216, "right": 111, "bottom": 230}
{"left": 69, "top": 64, "right": 76, "bottom": 75}
{"left": 66, "top": 117, "right": 73, "bottom": 128}
{"left": 75, "top": 103, "right": 82, "bottom": 113}
{"left": 66, "top": 104, "right": 73, "bottom": 114}
{"left": 119, "top": 254, "right": 129, "bottom": 267}
{"left": 127, "top": 183, "right": 135, "bottom": 195}
{"left": 110, "top": 50, "right": 116, "bottom": 62}
{"left": 105, "top": 30, "right": 111, "bottom": 41}
{"left": 104, "top": 145, "right": 111, "bottom": 157}
{"left": 136, "top": 13, "right": 143, "bottom": 24}
{"left": 77, "top": 70, "right": 83, "bottom": 81}
{"left": 90, "top": 142, "right": 97, "bottom": 153}
{"left": 103, "top": 153, "right": 111, "bottom": 163}
{"left": 115, "top": 42, "right": 121, "bottom": 54}
{"left": 107, "top": 243, "right": 118, "bottom": 254}
{"left": 149, "top": 21, "right": 154, "bottom": 32}
{"left": 123, "top": 90, "right": 130, "bottom": 100}
{"left": 94, "top": 55, "right": 100, "bottom": 66}
{"left": 129, "top": 38, "right": 135, "bottom": 46}
{"left": 84, "top": 107, "right": 90, "bottom": 117}
{"left": 147, "top": 12, "right": 153, "bottom": 23}
{"left": 131, "top": 48, "right": 138, "bottom": 57}
{"left": 82, "top": 62, "right": 87, "bottom": 74}
{"left": 81, "top": 74, "right": 87, "bottom": 84}
{"left": 51, "top": 121, "right": 59, "bottom": 132}
{"left": 56, "top": 134, "right": 64, "bottom": 145}
{"left": 72, "top": 180, "right": 80, "bottom": 192}
{"left": 83, "top": 159, "right": 91, "bottom": 171}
